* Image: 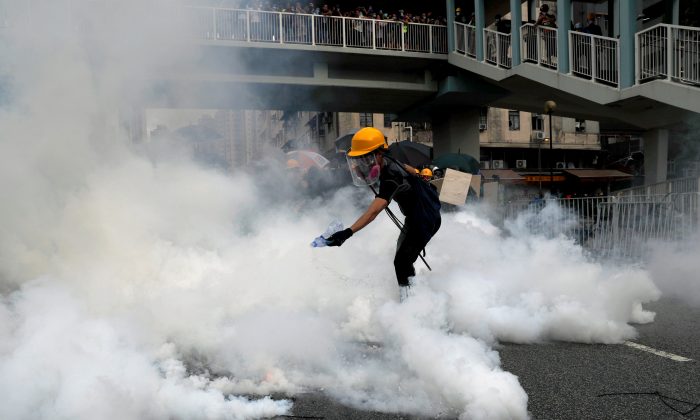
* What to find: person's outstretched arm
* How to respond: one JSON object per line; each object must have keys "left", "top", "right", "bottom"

{"left": 326, "top": 197, "right": 389, "bottom": 246}
{"left": 350, "top": 197, "right": 389, "bottom": 233}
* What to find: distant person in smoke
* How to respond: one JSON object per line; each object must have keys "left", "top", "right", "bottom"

{"left": 324, "top": 127, "right": 442, "bottom": 302}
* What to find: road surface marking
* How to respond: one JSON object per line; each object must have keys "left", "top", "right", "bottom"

{"left": 623, "top": 341, "right": 693, "bottom": 362}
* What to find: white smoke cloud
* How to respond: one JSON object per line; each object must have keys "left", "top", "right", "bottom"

{"left": 0, "top": 1, "right": 663, "bottom": 419}
{"left": 647, "top": 235, "right": 700, "bottom": 306}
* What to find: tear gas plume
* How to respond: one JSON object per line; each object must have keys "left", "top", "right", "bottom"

{"left": 647, "top": 235, "right": 700, "bottom": 307}
{"left": 0, "top": 1, "right": 661, "bottom": 419}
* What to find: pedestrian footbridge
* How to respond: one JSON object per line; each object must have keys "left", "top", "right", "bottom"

{"left": 451, "top": 21, "right": 700, "bottom": 129}
{"left": 174, "top": 5, "right": 699, "bottom": 131}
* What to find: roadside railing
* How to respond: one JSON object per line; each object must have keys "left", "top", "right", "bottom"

{"left": 484, "top": 28, "right": 512, "bottom": 68}
{"left": 501, "top": 193, "right": 700, "bottom": 261}
{"left": 188, "top": 6, "right": 447, "bottom": 54}
{"left": 590, "top": 193, "right": 699, "bottom": 259}
{"left": 614, "top": 176, "right": 700, "bottom": 197}
{"left": 637, "top": 23, "right": 700, "bottom": 86}
{"left": 570, "top": 31, "right": 619, "bottom": 87}
{"left": 521, "top": 23, "right": 558, "bottom": 70}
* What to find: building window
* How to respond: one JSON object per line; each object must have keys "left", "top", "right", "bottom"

{"left": 575, "top": 119, "right": 586, "bottom": 132}
{"left": 360, "top": 113, "right": 373, "bottom": 127}
{"left": 532, "top": 113, "right": 544, "bottom": 132}
{"left": 508, "top": 110, "right": 520, "bottom": 131}
{"left": 479, "top": 107, "right": 488, "bottom": 130}
{"left": 383, "top": 113, "right": 395, "bottom": 128}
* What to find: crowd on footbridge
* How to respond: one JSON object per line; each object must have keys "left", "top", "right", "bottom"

{"left": 240, "top": 1, "right": 447, "bottom": 26}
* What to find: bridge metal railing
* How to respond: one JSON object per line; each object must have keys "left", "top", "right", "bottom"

{"left": 501, "top": 193, "right": 700, "bottom": 261}
{"left": 521, "top": 23, "right": 558, "bottom": 70}
{"left": 484, "top": 28, "right": 512, "bottom": 68}
{"left": 637, "top": 23, "right": 700, "bottom": 86}
{"left": 454, "top": 22, "right": 477, "bottom": 58}
{"left": 570, "top": 31, "right": 620, "bottom": 87}
{"left": 188, "top": 6, "right": 447, "bottom": 54}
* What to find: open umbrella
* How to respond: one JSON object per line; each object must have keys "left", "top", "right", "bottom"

{"left": 388, "top": 141, "right": 433, "bottom": 168}
{"left": 334, "top": 131, "right": 357, "bottom": 153}
{"left": 286, "top": 150, "right": 330, "bottom": 170}
{"left": 433, "top": 153, "right": 480, "bottom": 174}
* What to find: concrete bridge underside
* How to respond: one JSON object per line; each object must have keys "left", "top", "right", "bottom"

{"left": 143, "top": 41, "right": 698, "bottom": 182}
{"left": 152, "top": 43, "right": 697, "bottom": 131}
{"left": 150, "top": 45, "right": 450, "bottom": 113}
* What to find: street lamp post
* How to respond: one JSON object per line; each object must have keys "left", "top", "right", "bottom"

{"left": 544, "top": 100, "right": 557, "bottom": 192}
{"left": 537, "top": 137, "right": 542, "bottom": 195}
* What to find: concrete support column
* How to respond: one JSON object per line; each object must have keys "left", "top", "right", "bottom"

{"left": 474, "top": 0, "right": 485, "bottom": 61}
{"left": 556, "top": 0, "right": 571, "bottom": 74}
{"left": 447, "top": 0, "right": 456, "bottom": 53}
{"left": 527, "top": 0, "right": 537, "bottom": 22}
{"left": 665, "top": 0, "right": 680, "bottom": 25}
{"left": 120, "top": 107, "right": 145, "bottom": 144}
{"left": 644, "top": 129, "right": 669, "bottom": 185}
{"left": 618, "top": 0, "right": 637, "bottom": 88}
{"left": 432, "top": 108, "right": 480, "bottom": 159}
{"left": 510, "top": 0, "right": 522, "bottom": 66}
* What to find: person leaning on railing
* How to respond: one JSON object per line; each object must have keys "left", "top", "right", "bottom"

{"left": 535, "top": 3, "right": 557, "bottom": 67}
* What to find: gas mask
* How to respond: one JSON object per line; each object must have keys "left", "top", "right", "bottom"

{"left": 346, "top": 152, "right": 381, "bottom": 186}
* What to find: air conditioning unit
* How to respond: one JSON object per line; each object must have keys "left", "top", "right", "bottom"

{"left": 479, "top": 123, "right": 487, "bottom": 131}
{"left": 516, "top": 159, "right": 527, "bottom": 169}
{"left": 492, "top": 160, "right": 505, "bottom": 169}
{"left": 480, "top": 160, "right": 491, "bottom": 169}
{"left": 556, "top": 161, "right": 566, "bottom": 169}
{"left": 532, "top": 131, "right": 545, "bottom": 141}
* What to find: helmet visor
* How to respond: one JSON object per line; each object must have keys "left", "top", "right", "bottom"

{"left": 346, "top": 153, "right": 381, "bottom": 187}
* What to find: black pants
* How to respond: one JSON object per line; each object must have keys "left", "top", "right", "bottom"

{"left": 393, "top": 218, "right": 441, "bottom": 287}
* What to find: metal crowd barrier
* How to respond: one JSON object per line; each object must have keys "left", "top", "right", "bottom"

{"left": 521, "top": 23, "right": 558, "bottom": 69}
{"left": 637, "top": 23, "right": 700, "bottom": 86}
{"left": 614, "top": 177, "right": 700, "bottom": 198}
{"left": 570, "top": 31, "right": 619, "bottom": 87}
{"left": 590, "top": 193, "right": 699, "bottom": 259}
{"left": 500, "top": 193, "right": 700, "bottom": 261}
{"left": 187, "top": 6, "right": 447, "bottom": 54}
{"left": 484, "top": 28, "right": 512, "bottom": 68}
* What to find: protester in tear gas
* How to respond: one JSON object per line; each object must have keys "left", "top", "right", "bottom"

{"left": 325, "top": 128, "right": 441, "bottom": 302}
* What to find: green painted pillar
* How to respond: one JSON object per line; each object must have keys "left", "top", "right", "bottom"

{"left": 556, "top": 0, "right": 571, "bottom": 74}
{"left": 475, "top": 0, "right": 485, "bottom": 61}
{"left": 665, "top": 0, "right": 680, "bottom": 25}
{"left": 618, "top": 0, "right": 637, "bottom": 88}
{"left": 447, "top": 0, "right": 456, "bottom": 52}
{"left": 510, "top": 0, "right": 522, "bottom": 66}
{"left": 644, "top": 129, "right": 669, "bottom": 185}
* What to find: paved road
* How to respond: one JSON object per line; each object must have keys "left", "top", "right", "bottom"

{"left": 275, "top": 298, "right": 700, "bottom": 419}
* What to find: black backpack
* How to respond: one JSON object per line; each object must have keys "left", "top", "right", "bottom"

{"left": 385, "top": 156, "right": 441, "bottom": 231}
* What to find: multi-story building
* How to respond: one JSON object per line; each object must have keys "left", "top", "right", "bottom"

{"left": 478, "top": 107, "right": 601, "bottom": 171}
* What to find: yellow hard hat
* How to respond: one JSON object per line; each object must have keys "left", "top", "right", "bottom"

{"left": 421, "top": 168, "right": 433, "bottom": 177}
{"left": 347, "top": 127, "right": 387, "bottom": 157}
{"left": 414, "top": 168, "right": 420, "bottom": 174}
{"left": 456, "top": 7, "right": 461, "bottom": 12}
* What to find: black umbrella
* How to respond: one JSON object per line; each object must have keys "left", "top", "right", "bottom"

{"left": 433, "top": 153, "right": 481, "bottom": 174}
{"left": 387, "top": 141, "right": 433, "bottom": 168}
{"left": 334, "top": 131, "right": 357, "bottom": 153}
